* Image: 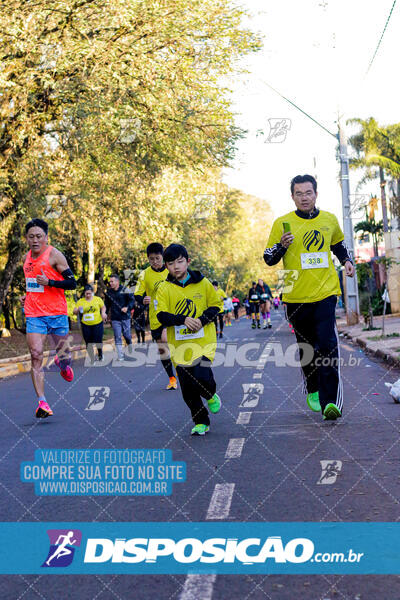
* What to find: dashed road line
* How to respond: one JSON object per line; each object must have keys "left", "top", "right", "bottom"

{"left": 206, "top": 483, "right": 235, "bottom": 519}
{"left": 225, "top": 438, "right": 245, "bottom": 458}
{"left": 236, "top": 412, "right": 252, "bottom": 424}
{"left": 179, "top": 574, "right": 217, "bottom": 600}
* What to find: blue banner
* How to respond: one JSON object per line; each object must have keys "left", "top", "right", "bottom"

{"left": 0, "top": 522, "right": 398, "bottom": 574}
{"left": 20, "top": 449, "right": 186, "bottom": 496}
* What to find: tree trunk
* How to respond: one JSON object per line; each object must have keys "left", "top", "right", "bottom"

{"left": 380, "top": 167, "right": 389, "bottom": 233}
{"left": 96, "top": 259, "right": 106, "bottom": 298}
{"left": 0, "top": 217, "right": 25, "bottom": 317}
{"left": 87, "top": 216, "right": 95, "bottom": 284}
{"left": 373, "top": 233, "right": 378, "bottom": 257}
{"left": 2, "top": 299, "right": 11, "bottom": 330}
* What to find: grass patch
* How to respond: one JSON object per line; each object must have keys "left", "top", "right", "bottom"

{"left": 368, "top": 332, "right": 400, "bottom": 341}
{"left": 362, "top": 326, "right": 380, "bottom": 331}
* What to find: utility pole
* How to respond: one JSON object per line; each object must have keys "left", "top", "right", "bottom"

{"left": 337, "top": 123, "right": 360, "bottom": 325}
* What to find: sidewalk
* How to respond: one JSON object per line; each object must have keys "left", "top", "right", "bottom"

{"left": 337, "top": 313, "right": 400, "bottom": 367}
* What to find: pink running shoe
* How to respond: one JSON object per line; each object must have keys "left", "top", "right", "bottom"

{"left": 36, "top": 400, "right": 53, "bottom": 419}
{"left": 54, "top": 355, "right": 74, "bottom": 382}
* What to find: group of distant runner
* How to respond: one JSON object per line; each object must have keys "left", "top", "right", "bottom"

{"left": 20, "top": 173, "right": 355, "bottom": 432}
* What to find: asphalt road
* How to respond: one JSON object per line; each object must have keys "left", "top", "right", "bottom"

{"left": 1, "top": 309, "right": 400, "bottom": 599}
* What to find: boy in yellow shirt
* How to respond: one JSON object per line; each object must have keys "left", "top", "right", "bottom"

{"left": 156, "top": 244, "right": 223, "bottom": 435}
{"left": 134, "top": 243, "right": 177, "bottom": 390}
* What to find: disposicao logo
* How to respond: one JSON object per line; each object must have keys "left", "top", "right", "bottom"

{"left": 42, "top": 529, "right": 82, "bottom": 567}
{"left": 83, "top": 536, "right": 314, "bottom": 564}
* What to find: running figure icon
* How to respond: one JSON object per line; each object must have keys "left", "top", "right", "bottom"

{"left": 45, "top": 531, "right": 77, "bottom": 566}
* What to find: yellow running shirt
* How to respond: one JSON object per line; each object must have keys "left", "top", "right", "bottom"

{"left": 267, "top": 210, "right": 344, "bottom": 303}
{"left": 134, "top": 266, "right": 169, "bottom": 330}
{"left": 156, "top": 272, "right": 223, "bottom": 366}
{"left": 215, "top": 288, "right": 226, "bottom": 313}
{"left": 76, "top": 296, "right": 104, "bottom": 326}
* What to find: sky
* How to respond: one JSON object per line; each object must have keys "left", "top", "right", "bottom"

{"left": 223, "top": 0, "right": 400, "bottom": 223}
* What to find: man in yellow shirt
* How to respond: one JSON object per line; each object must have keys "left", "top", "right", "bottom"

{"left": 156, "top": 243, "right": 223, "bottom": 436}
{"left": 134, "top": 243, "right": 177, "bottom": 390}
{"left": 264, "top": 174, "right": 355, "bottom": 421}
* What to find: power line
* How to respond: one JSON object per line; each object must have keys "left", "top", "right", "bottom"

{"left": 260, "top": 80, "right": 337, "bottom": 138}
{"left": 365, "top": 0, "right": 397, "bottom": 76}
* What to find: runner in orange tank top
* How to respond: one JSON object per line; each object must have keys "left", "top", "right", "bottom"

{"left": 21, "top": 219, "right": 77, "bottom": 418}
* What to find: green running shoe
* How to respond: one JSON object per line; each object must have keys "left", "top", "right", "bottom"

{"left": 323, "top": 403, "right": 342, "bottom": 420}
{"left": 306, "top": 391, "right": 321, "bottom": 412}
{"left": 207, "top": 393, "right": 221, "bottom": 414}
{"left": 191, "top": 424, "right": 210, "bottom": 436}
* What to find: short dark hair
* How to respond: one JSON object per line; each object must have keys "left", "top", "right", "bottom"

{"left": 252, "top": 281, "right": 256, "bottom": 285}
{"left": 109, "top": 273, "right": 120, "bottom": 280}
{"left": 146, "top": 242, "right": 164, "bottom": 257}
{"left": 290, "top": 174, "right": 317, "bottom": 195}
{"left": 163, "top": 243, "right": 189, "bottom": 263}
{"left": 212, "top": 281, "right": 218, "bottom": 286}
{"left": 25, "top": 218, "right": 48, "bottom": 235}
{"left": 84, "top": 284, "right": 94, "bottom": 292}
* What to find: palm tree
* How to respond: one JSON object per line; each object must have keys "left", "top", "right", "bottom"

{"left": 347, "top": 118, "right": 400, "bottom": 232}
{"left": 353, "top": 212, "right": 383, "bottom": 257}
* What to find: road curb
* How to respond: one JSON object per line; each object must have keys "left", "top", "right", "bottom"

{"left": 339, "top": 328, "right": 400, "bottom": 368}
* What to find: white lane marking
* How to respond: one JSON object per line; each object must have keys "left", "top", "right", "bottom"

{"left": 253, "top": 373, "right": 262, "bottom": 379}
{"left": 179, "top": 574, "right": 217, "bottom": 600}
{"left": 206, "top": 483, "right": 235, "bottom": 519}
{"left": 236, "top": 412, "right": 252, "bottom": 424}
{"left": 225, "top": 438, "right": 245, "bottom": 458}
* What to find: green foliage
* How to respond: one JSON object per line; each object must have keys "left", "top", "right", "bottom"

{"left": 0, "top": 0, "right": 266, "bottom": 313}
{"left": 355, "top": 262, "right": 372, "bottom": 290}
{"left": 354, "top": 216, "right": 383, "bottom": 256}
{"left": 348, "top": 117, "right": 400, "bottom": 179}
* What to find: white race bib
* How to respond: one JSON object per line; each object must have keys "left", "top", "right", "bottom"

{"left": 82, "top": 313, "right": 95, "bottom": 323}
{"left": 26, "top": 278, "right": 44, "bottom": 293}
{"left": 251, "top": 294, "right": 258, "bottom": 300}
{"left": 300, "top": 252, "right": 329, "bottom": 270}
{"left": 174, "top": 325, "right": 205, "bottom": 341}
